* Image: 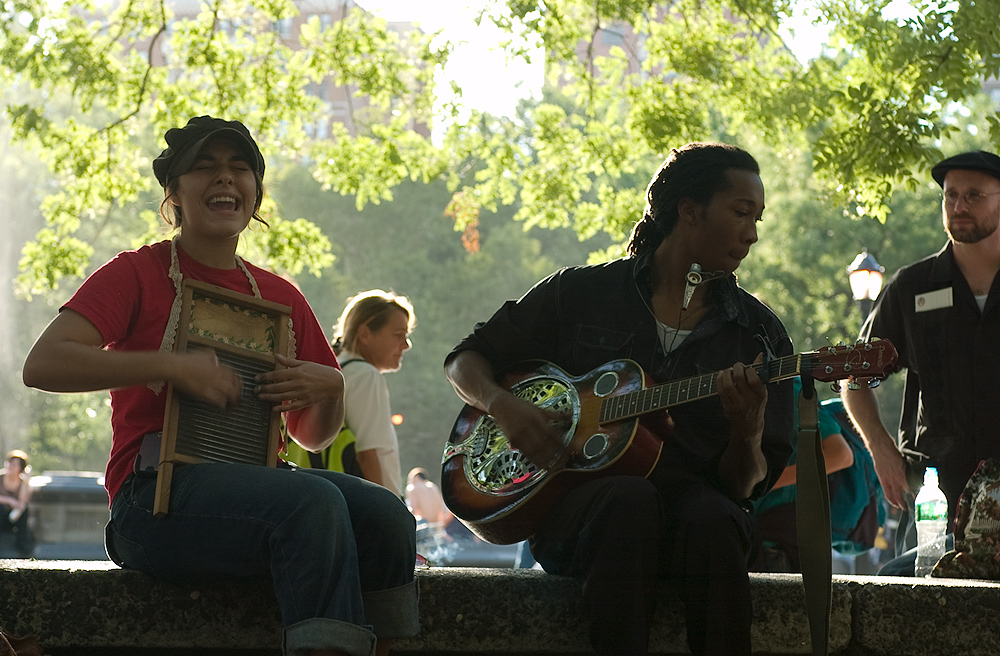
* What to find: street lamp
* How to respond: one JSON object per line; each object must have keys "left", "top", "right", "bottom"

{"left": 847, "top": 250, "right": 884, "bottom": 318}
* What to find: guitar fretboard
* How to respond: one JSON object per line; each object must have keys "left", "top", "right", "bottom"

{"left": 599, "top": 354, "right": 807, "bottom": 423}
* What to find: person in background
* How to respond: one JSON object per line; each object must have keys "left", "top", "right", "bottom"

{"left": 444, "top": 142, "right": 794, "bottom": 656}
{"left": 842, "top": 150, "right": 1000, "bottom": 572}
{"left": 405, "top": 467, "right": 459, "bottom": 563}
{"left": 285, "top": 290, "right": 414, "bottom": 498}
{"left": 21, "top": 116, "right": 417, "bottom": 656}
{"left": 0, "top": 450, "right": 34, "bottom": 557}
{"left": 751, "top": 379, "right": 854, "bottom": 572}
{"left": 405, "top": 467, "right": 453, "bottom": 527}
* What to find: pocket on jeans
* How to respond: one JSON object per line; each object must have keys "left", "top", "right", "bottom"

{"left": 105, "top": 515, "right": 154, "bottom": 573}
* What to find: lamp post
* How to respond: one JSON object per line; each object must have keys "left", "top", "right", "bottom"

{"left": 847, "top": 250, "right": 884, "bottom": 319}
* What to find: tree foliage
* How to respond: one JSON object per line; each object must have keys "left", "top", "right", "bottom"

{"left": 3, "top": 0, "right": 998, "bottom": 291}
{"left": 3, "top": 0, "right": 998, "bottom": 473}
{"left": 472, "top": 0, "right": 999, "bottom": 232}
{"left": 2, "top": 0, "right": 449, "bottom": 293}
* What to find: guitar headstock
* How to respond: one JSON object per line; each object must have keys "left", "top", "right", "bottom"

{"left": 804, "top": 339, "right": 898, "bottom": 385}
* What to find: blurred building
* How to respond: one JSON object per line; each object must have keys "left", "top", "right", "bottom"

{"left": 0, "top": 471, "right": 111, "bottom": 560}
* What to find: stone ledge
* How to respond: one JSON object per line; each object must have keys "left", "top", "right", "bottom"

{"left": 0, "top": 560, "right": 998, "bottom": 655}
{"left": 847, "top": 575, "right": 1000, "bottom": 655}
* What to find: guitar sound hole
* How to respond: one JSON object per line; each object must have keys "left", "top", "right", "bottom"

{"left": 471, "top": 417, "right": 498, "bottom": 459}
{"left": 593, "top": 371, "right": 619, "bottom": 397}
{"left": 495, "top": 451, "right": 534, "bottom": 482}
{"left": 465, "top": 374, "right": 580, "bottom": 495}
{"left": 583, "top": 433, "right": 609, "bottom": 459}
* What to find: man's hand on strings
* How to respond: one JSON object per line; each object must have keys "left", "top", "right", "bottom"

{"left": 490, "top": 393, "right": 572, "bottom": 471}
{"left": 716, "top": 355, "right": 769, "bottom": 499}
{"left": 716, "top": 357, "right": 768, "bottom": 441}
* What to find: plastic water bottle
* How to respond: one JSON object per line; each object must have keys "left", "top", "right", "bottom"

{"left": 915, "top": 467, "right": 948, "bottom": 577}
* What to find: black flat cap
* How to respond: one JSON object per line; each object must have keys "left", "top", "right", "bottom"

{"left": 931, "top": 150, "right": 1000, "bottom": 187}
{"left": 152, "top": 116, "right": 265, "bottom": 188}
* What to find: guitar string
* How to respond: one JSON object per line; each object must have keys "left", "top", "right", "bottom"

{"left": 602, "top": 353, "right": 802, "bottom": 422}
{"left": 607, "top": 349, "right": 872, "bottom": 422}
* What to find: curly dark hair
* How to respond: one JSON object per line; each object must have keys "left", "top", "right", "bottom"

{"left": 626, "top": 142, "right": 760, "bottom": 257}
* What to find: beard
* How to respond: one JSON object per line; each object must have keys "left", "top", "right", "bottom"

{"left": 946, "top": 211, "right": 999, "bottom": 244}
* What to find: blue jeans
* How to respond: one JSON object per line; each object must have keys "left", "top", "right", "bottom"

{"left": 878, "top": 533, "right": 955, "bottom": 576}
{"left": 530, "top": 476, "right": 755, "bottom": 656}
{"left": 107, "top": 463, "right": 418, "bottom": 656}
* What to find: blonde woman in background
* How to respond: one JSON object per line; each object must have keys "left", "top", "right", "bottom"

{"left": 286, "top": 290, "right": 414, "bottom": 498}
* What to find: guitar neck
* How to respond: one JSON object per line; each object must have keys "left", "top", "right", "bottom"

{"left": 599, "top": 354, "right": 804, "bottom": 423}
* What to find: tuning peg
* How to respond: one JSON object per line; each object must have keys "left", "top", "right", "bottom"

{"left": 846, "top": 379, "right": 862, "bottom": 391}
{"left": 868, "top": 378, "right": 880, "bottom": 389}
{"left": 830, "top": 381, "right": 842, "bottom": 393}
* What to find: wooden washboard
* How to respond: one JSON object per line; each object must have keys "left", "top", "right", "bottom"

{"left": 154, "top": 279, "right": 292, "bottom": 516}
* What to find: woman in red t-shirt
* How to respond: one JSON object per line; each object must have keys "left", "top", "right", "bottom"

{"left": 23, "top": 116, "right": 417, "bottom": 656}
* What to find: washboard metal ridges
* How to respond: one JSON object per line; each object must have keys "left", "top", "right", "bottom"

{"left": 154, "top": 280, "right": 291, "bottom": 516}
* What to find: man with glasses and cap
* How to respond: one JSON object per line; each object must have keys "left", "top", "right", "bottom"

{"left": 842, "top": 150, "right": 1000, "bottom": 572}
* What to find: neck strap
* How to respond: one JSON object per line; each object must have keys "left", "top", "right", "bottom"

{"left": 148, "top": 236, "right": 264, "bottom": 395}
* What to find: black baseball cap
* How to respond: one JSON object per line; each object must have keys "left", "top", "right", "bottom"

{"left": 152, "top": 116, "right": 265, "bottom": 188}
{"left": 931, "top": 150, "right": 1000, "bottom": 187}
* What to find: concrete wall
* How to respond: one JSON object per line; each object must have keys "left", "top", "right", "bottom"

{"left": 3, "top": 562, "right": 1000, "bottom": 655}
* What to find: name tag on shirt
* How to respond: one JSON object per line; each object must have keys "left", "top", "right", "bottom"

{"left": 915, "top": 287, "right": 953, "bottom": 313}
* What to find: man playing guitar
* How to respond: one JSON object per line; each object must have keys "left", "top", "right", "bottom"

{"left": 444, "top": 142, "right": 795, "bottom": 656}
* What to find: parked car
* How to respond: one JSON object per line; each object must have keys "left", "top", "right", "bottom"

{"left": 415, "top": 519, "right": 529, "bottom": 568}
{"left": 19, "top": 471, "right": 109, "bottom": 560}
{"left": 5, "top": 470, "right": 533, "bottom": 566}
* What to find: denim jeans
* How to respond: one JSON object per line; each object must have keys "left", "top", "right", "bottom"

{"left": 878, "top": 533, "right": 955, "bottom": 576}
{"left": 530, "top": 476, "right": 756, "bottom": 656}
{"left": 107, "top": 463, "right": 418, "bottom": 656}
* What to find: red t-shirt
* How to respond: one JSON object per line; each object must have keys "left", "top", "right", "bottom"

{"left": 62, "top": 240, "right": 339, "bottom": 503}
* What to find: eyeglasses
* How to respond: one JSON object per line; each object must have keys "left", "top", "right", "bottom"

{"left": 942, "top": 190, "right": 1000, "bottom": 208}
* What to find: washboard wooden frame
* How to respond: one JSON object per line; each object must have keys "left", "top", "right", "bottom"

{"left": 154, "top": 279, "right": 292, "bottom": 516}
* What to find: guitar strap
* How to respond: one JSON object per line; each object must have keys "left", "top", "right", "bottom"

{"left": 795, "top": 376, "right": 832, "bottom": 656}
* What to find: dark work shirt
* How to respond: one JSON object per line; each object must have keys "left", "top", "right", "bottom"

{"left": 860, "top": 242, "right": 1000, "bottom": 515}
{"left": 447, "top": 251, "right": 795, "bottom": 501}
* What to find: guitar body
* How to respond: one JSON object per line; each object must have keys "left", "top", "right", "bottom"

{"left": 441, "top": 360, "right": 666, "bottom": 545}
{"left": 441, "top": 340, "right": 897, "bottom": 545}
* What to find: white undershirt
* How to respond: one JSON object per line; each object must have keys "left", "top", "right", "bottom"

{"left": 656, "top": 320, "right": 692, "bottom": 353}
{"left": 976, "top": 293, "right": 988, "bottom": 312}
